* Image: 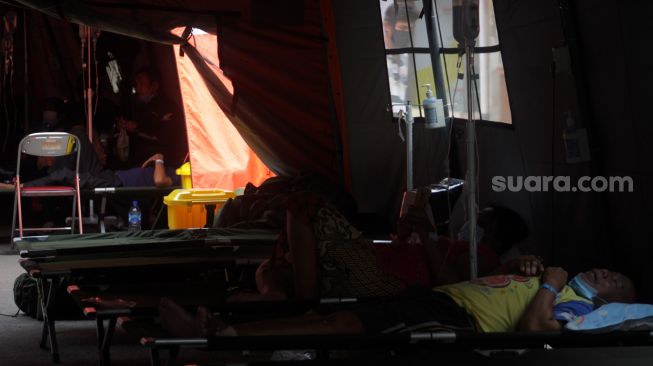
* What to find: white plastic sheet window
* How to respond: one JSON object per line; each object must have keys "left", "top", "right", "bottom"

{"left": 380, "top": 0, "right": 512, "bottom": 123}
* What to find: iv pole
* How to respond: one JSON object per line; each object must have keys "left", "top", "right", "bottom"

{"left": 405, "top": 101, "right": 414, "bottom": 191}
{"left": 453, "top": 0, "right": 480, "bottom": 279}
{"left": 465, "top": 37, "right": 478, "bottom": 279}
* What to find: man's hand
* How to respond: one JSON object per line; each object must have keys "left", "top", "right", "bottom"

{"left": 507, "top": 255, "right": 544, "bottom": 276}
{"left": 142, "top": 153, "right": 165, "bottom": 168}
{"left": 517, "top": 266, "right": 568, "bottom": 332}
{"left": 542, "top": 267, "right": 568, "bottom": 292}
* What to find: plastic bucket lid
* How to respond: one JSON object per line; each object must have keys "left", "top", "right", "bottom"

{"left": 163, "top": 188, "right": 235, "bottom": 206}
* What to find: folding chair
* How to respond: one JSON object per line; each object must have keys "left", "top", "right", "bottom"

{"left": 11, "top": 132, "right": 83, "bottom": 244}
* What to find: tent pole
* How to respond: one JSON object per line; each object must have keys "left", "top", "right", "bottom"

{"left": 465, "top": 40, "right": 478, "bottom": 280}
{"left": 86, "top": 29, "right": 93, "bottom": 142}
{"left": 423, "top": 0, "right": 449, "bottom": 119}
{"left": 22, "top": 9, "right": 28, "bottom": 132}
{"left": 406, "top": 101, "right": 414, "bottom": 191}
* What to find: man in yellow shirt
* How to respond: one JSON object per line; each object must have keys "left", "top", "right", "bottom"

{"left": 160, "top": 267, "right": 637, "bottom": 337}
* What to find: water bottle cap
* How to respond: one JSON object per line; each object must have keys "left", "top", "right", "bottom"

{"left": 132, "top": 200, "right": 138, "bottom": 206}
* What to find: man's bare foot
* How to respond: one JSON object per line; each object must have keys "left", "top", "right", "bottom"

{"left": 159, "top": 297, "right": 200, "bottom": 337}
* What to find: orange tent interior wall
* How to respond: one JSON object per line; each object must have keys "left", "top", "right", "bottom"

{"left": 173, "top": 29, "right": 273, "bottom": 190}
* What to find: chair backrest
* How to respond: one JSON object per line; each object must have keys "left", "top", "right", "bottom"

{"left": 19, "top": 132, "right": 77, "bottom": 157}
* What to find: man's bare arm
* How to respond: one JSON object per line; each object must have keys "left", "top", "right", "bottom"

{"left": 517, "top": 267, "right": 568, "bottom": 331}
{"left": 142, "top": 153, "right": 173, "bottom": 187}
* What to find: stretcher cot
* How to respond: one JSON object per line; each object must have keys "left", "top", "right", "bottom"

{"left": 65, "top": 281, "right": 358, "bottom": 366}
{"left": 14, "top": 228, "right": 278, "bottom": 364}
{"left": 16, "top": 228, "right": 278, "bottom": 259}
{"left": 139, "top": 330, "right": 653, "bottom": 366}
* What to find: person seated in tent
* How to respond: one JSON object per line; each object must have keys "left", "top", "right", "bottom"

{"left": 232, "top": 189, "right": 540, "bottom": 302}
{"left": 14, "top": 99, "right": 108, "bottom": 226}
{"left": 114, "top": 67, "right": 184, "bottom": 168}
{"left": 159, "top": 266, "right": 637, "bottom": 336}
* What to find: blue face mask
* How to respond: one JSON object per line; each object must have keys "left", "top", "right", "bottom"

{"left": 569, "top": 273, "right": 599, "bottom": 300}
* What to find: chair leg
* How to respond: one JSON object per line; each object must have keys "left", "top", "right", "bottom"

{"left": 70, "top": 195, "right": 77, "bottom": 234}
{"left": 16, "top": 179, "right": 24, "bottom": 239}
{"left": 10, "top": 190, "right": 18, "bottom": 249}
{"left": 75, "top": 177, "right": 83, "bottom": 234}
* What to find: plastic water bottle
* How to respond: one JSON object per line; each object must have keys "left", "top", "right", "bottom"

{"left": 128, "top": 201, "right": 141, "bottom": 232}
{"left": 422, "top": 84, "right": 438, "bottom": 129}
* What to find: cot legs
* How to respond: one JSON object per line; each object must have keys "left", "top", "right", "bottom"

{"left": 97, "top": 317, "right": 117, "bottom": 366}
{"left": 148, "top": 346, "right": 179, "bottom": 366}
{"left": 38, "top": 277, "right": 61, "bottom": 363}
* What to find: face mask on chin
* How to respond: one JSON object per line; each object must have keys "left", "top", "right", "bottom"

{"left": 568, "top": 274, "right": 597, "bottom": 299}
{"left": 569, "top": 273, "right": 608, "bottom": 306}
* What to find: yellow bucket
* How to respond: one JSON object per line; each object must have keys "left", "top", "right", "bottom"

{"left": 163, "top": 188, "right": 236, "bottom": 229}
{"left": 175, "top": 162, "right": 192, "bottom": 189}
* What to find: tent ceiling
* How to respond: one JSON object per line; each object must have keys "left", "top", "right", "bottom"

{"left": 14, "top": 0, "right": 304, "bottom": 44}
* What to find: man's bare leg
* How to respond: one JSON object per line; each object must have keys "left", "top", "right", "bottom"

{"left": 286, "top": 209, "right": 319, "bottom": 300}
{"left": 160, "top": 298, "right": 365, "bottom": 337}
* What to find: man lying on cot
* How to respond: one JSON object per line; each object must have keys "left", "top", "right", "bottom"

{"left": 242, "top": 189, "right": 541, "bottom": 302}
{"left": 0, "top": 152, "right": 180, "bottom": 190}
{"left": 160, "top": 266, "right": 637, "bottom": 336}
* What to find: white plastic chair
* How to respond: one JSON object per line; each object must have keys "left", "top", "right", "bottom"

{"left": 11, "top": 132, "right": 83, "bottom": 243}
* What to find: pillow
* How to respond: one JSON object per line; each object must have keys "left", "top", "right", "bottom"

{"left": 565, "top": 303, "right": 653, "bottom": 333}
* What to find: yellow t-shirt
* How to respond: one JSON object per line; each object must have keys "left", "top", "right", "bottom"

{"left": 435, "top": 275, "right": 592, "bottom": 332}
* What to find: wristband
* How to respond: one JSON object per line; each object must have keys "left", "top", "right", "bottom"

{"left": 154, "top": 159, "right": 164, "bottom": 165}
{"left": 540, "top": 283, "right": 559, "bottom": 297}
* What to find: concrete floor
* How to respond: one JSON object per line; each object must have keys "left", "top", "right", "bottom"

{"left": 0, "top": 244, "right": 265, "bottom": 366}
{"left": 0, "top": 247, "right": 157, "bottom": 365}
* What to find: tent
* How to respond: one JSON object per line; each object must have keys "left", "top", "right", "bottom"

{"left": 0, "top": 0, "right": 651, "bottom": 301}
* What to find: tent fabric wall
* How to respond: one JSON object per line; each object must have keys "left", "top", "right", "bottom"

{"left": 571, "top": 0, "right": 653, "bottom": 301}
{"left": 173, "top": 30, "right": 273, "bottom": 189}
{"left": 216, "top": 0, "right": 344, "bottom": 184}
{"left": 491, "top": 0, "right": 613, "bottom": 272}
{"left": 24, "top": 12, "right": 81, "bottom": 107}
{"left": 492, "top": 0, "right": 653, "bottom": 300}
